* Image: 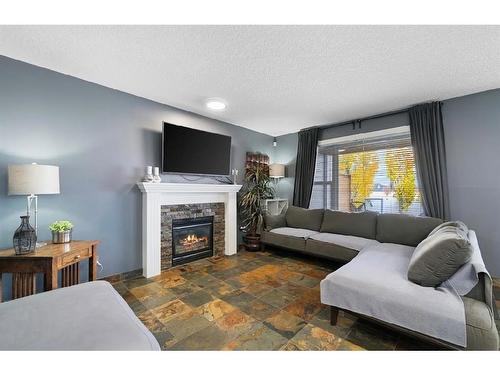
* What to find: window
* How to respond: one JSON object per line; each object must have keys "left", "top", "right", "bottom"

{"left": 310, "top": 126, "right": 424, "bottom": 216}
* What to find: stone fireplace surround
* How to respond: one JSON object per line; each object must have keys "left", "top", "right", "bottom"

{"left": 137, "top": 182, "right": 242, "bottom": 278}
{"left": 161, "top": 203, "right": 224, "bottom": 269}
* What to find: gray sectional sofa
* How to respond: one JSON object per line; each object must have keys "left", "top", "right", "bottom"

{"left": 261, "top": 206, "right": 499, "bottom": 350}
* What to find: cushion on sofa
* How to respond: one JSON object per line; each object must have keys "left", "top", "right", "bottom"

{"left": 305, "top": 239, "right": 359, "bottom": 262}
{"left": 261, "top": 230, "right": 307, "bottom": 252}
{"left": 320, "top": 210, "right": 378, "bottom": 239}
{"left": 376, "top": 213, "right": 442, "bottom": 247}
{"left": 269, "top": 227, "right": 318, "bottom": 239}
{"left": 428, "top": 220, "right": 468, "bottom": 238}
{"left": 285, "top": 206, "right": 324, "bottom": 231}
{"left": 309, "top": 232, "right": 379, "bottom": 251}
{"left": 407, "top": 226, "right": 473, "bottom": 287}
{"left": 264, "top": 213, "right": 287, "bottom": 231}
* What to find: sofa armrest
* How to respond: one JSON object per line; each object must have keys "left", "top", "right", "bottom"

{"left": 465, "top": 272, "right": 499, "bottom": 320}
{"left": 263, "top": 213, "right": 286, "bottom": 232}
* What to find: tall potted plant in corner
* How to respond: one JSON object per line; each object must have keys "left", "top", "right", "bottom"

{"left": 239, "top": 162, "right": 274, "bottom": 251}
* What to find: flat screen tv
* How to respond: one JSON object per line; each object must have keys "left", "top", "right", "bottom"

{"left": 162, "top": 122, "right": 231, "bottom": 176}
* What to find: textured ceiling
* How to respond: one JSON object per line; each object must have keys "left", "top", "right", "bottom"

{"left": 1, "top": 25, "right": 500, "bottom": 136}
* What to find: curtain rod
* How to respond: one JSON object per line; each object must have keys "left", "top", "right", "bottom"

{"left": 302, "top": 107, "right": 410, "bottom": 132}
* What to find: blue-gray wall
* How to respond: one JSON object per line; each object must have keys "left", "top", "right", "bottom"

{"left": 273, "top": 132, "right": 298, "bottom": 203}
{"left": 442, "top": 89, "right": 500, "bottom": 276}
{"left": 0, "top": 56, "right": 274, "bottom": 291}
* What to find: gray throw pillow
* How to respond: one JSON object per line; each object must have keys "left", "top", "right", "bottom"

{"left": 285, "top": 206, "right": 324, "bottom": 231}
{"left": 320, "top": 210, "right": 378, "bottom": 239}
{"left": 407, "top": 226, "right": 473, "bottom": 287}
{"left": 263, "top": 213, "right": 286, "bottom": 231}
{"left": 427, "top": 220, "right": 468, "bottom": 237}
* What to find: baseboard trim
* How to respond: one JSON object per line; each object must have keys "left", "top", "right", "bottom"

{"left": 100, "top": 268, "right": 142, "bottom": 283}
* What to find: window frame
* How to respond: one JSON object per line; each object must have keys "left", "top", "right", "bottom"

{"left": 310, "top": 126, "right": 423, "bottom": 215}
{"left": 312, "top": 151, "right": 339, "bottom": 210}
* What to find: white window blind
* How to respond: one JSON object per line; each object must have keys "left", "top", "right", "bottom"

{"left": 310, "top": 126, "right": 424, "bottom": 216}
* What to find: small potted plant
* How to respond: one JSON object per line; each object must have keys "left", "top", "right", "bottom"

{"left": 49, "top": 220, "right": 74, "bottom": 244}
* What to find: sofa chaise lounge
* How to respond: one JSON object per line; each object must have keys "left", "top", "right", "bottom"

{"left": 261, "top": 206, "right": 499, "bottom": 350}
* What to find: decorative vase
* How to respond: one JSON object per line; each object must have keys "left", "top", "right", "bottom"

{"left": 13, "top": 215, "right": 37, "bottom": 255}
{"left": 52, "top": 229, "right": 72, "bottom": 244}
{"left": 243, "top": 233, "right": 261, "bottom": 252}
{"left": 143, "top": 166, "right": 154, "bottom": 182}
{"left": 153, "top": 167, "right": 162, "bottom": 183}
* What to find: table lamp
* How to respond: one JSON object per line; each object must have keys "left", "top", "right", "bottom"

{"left": 269, "top": 163, "right": 285, "bottom": 198}
{"left": 8, "top": 163, "right": 60, "bottom": 247}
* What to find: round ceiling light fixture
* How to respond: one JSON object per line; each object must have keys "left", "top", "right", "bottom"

{"left": 205, "top": 98, "right": 227, "bottom": 111}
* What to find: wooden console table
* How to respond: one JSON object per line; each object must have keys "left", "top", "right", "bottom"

{"left": 0, "top": 240, "right": 99, "bottom": 302}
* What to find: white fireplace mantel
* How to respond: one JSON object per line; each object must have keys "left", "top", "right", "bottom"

{"left": 137, "top": 182, "right": 242, "bottom": 278}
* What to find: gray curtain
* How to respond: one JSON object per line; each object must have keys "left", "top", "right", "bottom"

{"left": 293, "top": 128, "right": 319, "bottom": 208}
{"left": 409, "top": 102, "right": 450, "bottom": 220}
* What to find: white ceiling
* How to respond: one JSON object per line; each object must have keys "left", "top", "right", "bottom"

{"left": 1, "top": 25, "right": 500, "bottom": 136}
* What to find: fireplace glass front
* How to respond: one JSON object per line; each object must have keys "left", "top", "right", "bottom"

{"left": 171, "top": 216, "right": 214, "bottom": 266}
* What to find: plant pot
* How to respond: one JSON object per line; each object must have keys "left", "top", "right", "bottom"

{"left": 52, "top": 229, "right": 72, "bottom": 244}
{"left": 243, "top": 233, "right": 261, "bottom": 252}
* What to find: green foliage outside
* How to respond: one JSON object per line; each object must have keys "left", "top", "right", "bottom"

{"left": 385, "top": 147, "right": 417, "bottom": 212}
{"left": 339, "top": 151, "right": 379, "bottom": 209}
{"left": 339, "top": 146, "right": 417, "bottom": 212}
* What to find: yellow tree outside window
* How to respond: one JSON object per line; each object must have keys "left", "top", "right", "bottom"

{"left": 339, "top": 151, "right": 379, "bottom": 210}
{"left": 385, "top": 147, "right": 417, "bottom": 212}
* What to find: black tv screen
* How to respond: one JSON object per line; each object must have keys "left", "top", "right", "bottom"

{"left": 162, "top": 123, "right": 231, "bottom": 175}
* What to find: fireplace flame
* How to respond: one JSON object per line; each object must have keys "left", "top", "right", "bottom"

{"left": 180, "top": 234, "right": 208, "bottom": 246}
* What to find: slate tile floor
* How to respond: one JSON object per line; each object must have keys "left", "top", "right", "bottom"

{"left": 111, "top": 249, "right": 500, "bottom": 351}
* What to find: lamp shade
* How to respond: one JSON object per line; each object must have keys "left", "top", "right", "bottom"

{"left": 269, "top": 163, "right": 285, "bottom": 178}
{"left": 8, "top": 164, "right": 60, "bottom": 195}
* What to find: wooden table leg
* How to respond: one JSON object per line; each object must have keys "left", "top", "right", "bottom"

{"left": 44, "top": 260, "right": 58, "bottom": 291}
{"left": 0, "top": 273, "right": 3, "bottom": 302}
{"left": 12, "top": 273, "right": 36, "bottom": 299}
{"left": 89, "top": 244, "right": 97, "bottom": 281}
{"left": 62, "top": 263, "right": 80, "bottom": 287}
